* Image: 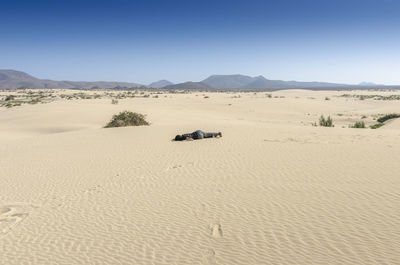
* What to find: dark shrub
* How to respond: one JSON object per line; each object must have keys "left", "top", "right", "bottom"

{"left": 349, "top": 121, "right": 366, "bottom": 128}
{"left": 5, "top": 95, "right": 15, "bottom": 101}
{"left": 319, "top": 115, "right": 334, "bottom": 127}
{"left": 377, "top": 114, "right": 400, "bottom": 123}
{"left": 370, "top": 123, "right": 384, "bottom": 129}
{"left": 104, "top": 111, "right": 149, "bottom": 128}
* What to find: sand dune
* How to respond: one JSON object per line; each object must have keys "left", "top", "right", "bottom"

{"left": 1, "top": 90, "right": 400, "bottom": 264}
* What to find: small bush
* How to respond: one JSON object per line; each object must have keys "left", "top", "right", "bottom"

{"left": 370, "top": 123, "right": 384, "bottom": 129}
{"left": 5, "top": 95, "right": 15, "bottom": 101}
{"left": 111, "top": 99, "right": 119, "bottom": 104}
{"left": 319, "top": 115, "right": 334, "bottom": 127}
{"left": 377, "top": 114, "right": 400, "bottom": 123}
{"left": 28, "top": 99, "right": 41, "bottom": 104}
{"left": 325, "top": 97, "right": 330, "bottom": 100}
{"left": 104, "top": 111, "right": 149, "bottom": 128}
{"left": 349, "top": 121, "right": 366, "bottom": 128}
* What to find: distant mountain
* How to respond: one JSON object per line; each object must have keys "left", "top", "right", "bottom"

{"left": 163, "top": 82, "right": 213, "bottom": 90}
{"left": 202, "top": 74, "right": 348, "bottom": 90}
{"left": 0, "top": 70, "right": 143, "bottom": 89}
{"left": 148, "top": 80, "right": 174, "bottom": 88}
{"left": 242, "top": 76, "right": 282, "bottom": 89}
{"left": 359, "top": 82, "right": 380, "bottom": 86}
{"left": 1, "top": 69, "right": 397, "bottom": 91}
{"left": 202, "top": 74, "right": 255, "bottom": 89}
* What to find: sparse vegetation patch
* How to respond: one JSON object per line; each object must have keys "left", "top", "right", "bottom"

{"left": 377, "top": 113, "right": 400, "bottom": 123}
{"left": 367, "top": 113, "right": 400, "bottom": 129}
{"left": 319, "top": 115, "right": 334, "bottom": 127}
{"left": 370, "top": 123, "right": 384, "bottom": 129}
{"left": 5, "top": 95, "right": 15, "bottom": 101}
{"left": 340, "top": 94, "right": 400, "bottom": 101}
{"left": 349, "top": 121, "right": 366, "bottom": 128}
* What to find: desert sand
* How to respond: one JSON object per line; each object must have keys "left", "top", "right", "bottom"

{"left": 1, "top": 89, "right": 400, "bottom": 264}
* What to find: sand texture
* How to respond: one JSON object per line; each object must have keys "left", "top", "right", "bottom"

{"left": 1, "top": 90, "right": 400, "bottom": 264}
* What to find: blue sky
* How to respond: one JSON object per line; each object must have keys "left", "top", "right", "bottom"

{"left": 1, "top": 0, "right": 400, "bottom": 84}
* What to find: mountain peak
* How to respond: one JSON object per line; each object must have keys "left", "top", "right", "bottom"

{"left": 148, "top": 80, "right": 174, "bottom": 88}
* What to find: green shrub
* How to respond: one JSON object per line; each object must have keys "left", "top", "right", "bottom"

{"left": 319, "top": 115, "right": 334, "bottom": 127}
{"left": 28, "top": 99, "right": 41, "bottom": 104}
{"left": 370, "top": 123, "right": 384, "bottom": 129}
{"left": 5, "top": 95, "right": 15, "bottom": 101}
{"left": 104, "top": 111, "right": 149, "bottom": 128}
{"left": 349, "top": 121, "right": 366, "bottom": 128}
{"left": 377, "top": 114, "right": 400, "bottom": 123}
{"left": 111, "top": 99, "right": 119, "bottom": 105}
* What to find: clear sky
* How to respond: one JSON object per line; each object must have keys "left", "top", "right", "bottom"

{"left": 1, "top": 0, "right": 400, "bottom": 85}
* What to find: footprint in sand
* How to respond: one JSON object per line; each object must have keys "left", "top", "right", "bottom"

{"left": 83, "top": 185, "right": 103, "bottom": 195}
{"left": 165, "top": 164, "right": 182, "bottom": 171}
{"left": 165, "top": 162, "right": 195, "bottom": 172}
{"left": 0, "top": 205, "right": 31, "bottom": 235}
{"left": 203, "top": 249, "right": 217, "bottom": 265}
{"left": 210, "top": 224, "right": 223, "bottom": 238}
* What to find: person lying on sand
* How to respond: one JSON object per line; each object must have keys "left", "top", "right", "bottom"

{"left": 174, "top": 130, "right": 222, "bottom": 141}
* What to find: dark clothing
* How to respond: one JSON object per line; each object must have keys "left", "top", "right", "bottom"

{"left": 179, "top": 130, "right": 220, "bottom": 140}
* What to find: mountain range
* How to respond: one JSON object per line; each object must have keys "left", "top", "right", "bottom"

{"left": 0, "top": 70, "right": 143, "bottom": 89}
{"left": 1, "top": 70, "right": 397, "bottom": 90}
{"left": 201, "top": 74, "right": 348, "bottom": 89}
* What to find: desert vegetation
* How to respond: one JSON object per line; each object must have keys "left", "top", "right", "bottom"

{"left": 104, "top": 111, "right": 149, "bottom": 128}
{"left": 0, "top": 89, "right": 173, "bottom": 108}
{"left": 368, "top": 113, "right": 400, "bottom": 129}
{"left": 319, "top": 115, "right": 334, "bottom": 127}
{"left": 1, "top": 90, "right": 56, "bottom": 108}
{"left": 376, "top": 113, "right": 400, "bottom": 123}
{"left": 5, "top": 95, "right": 16, "bottom": 101}
{"left": 340, "top": 94, "right": 400, "bottom": 101}
{"left": 349, "top": 121, "right": 366, "bottom": 128}
{"left": 370, "top": 123, "right": 384, "bottom": 129}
